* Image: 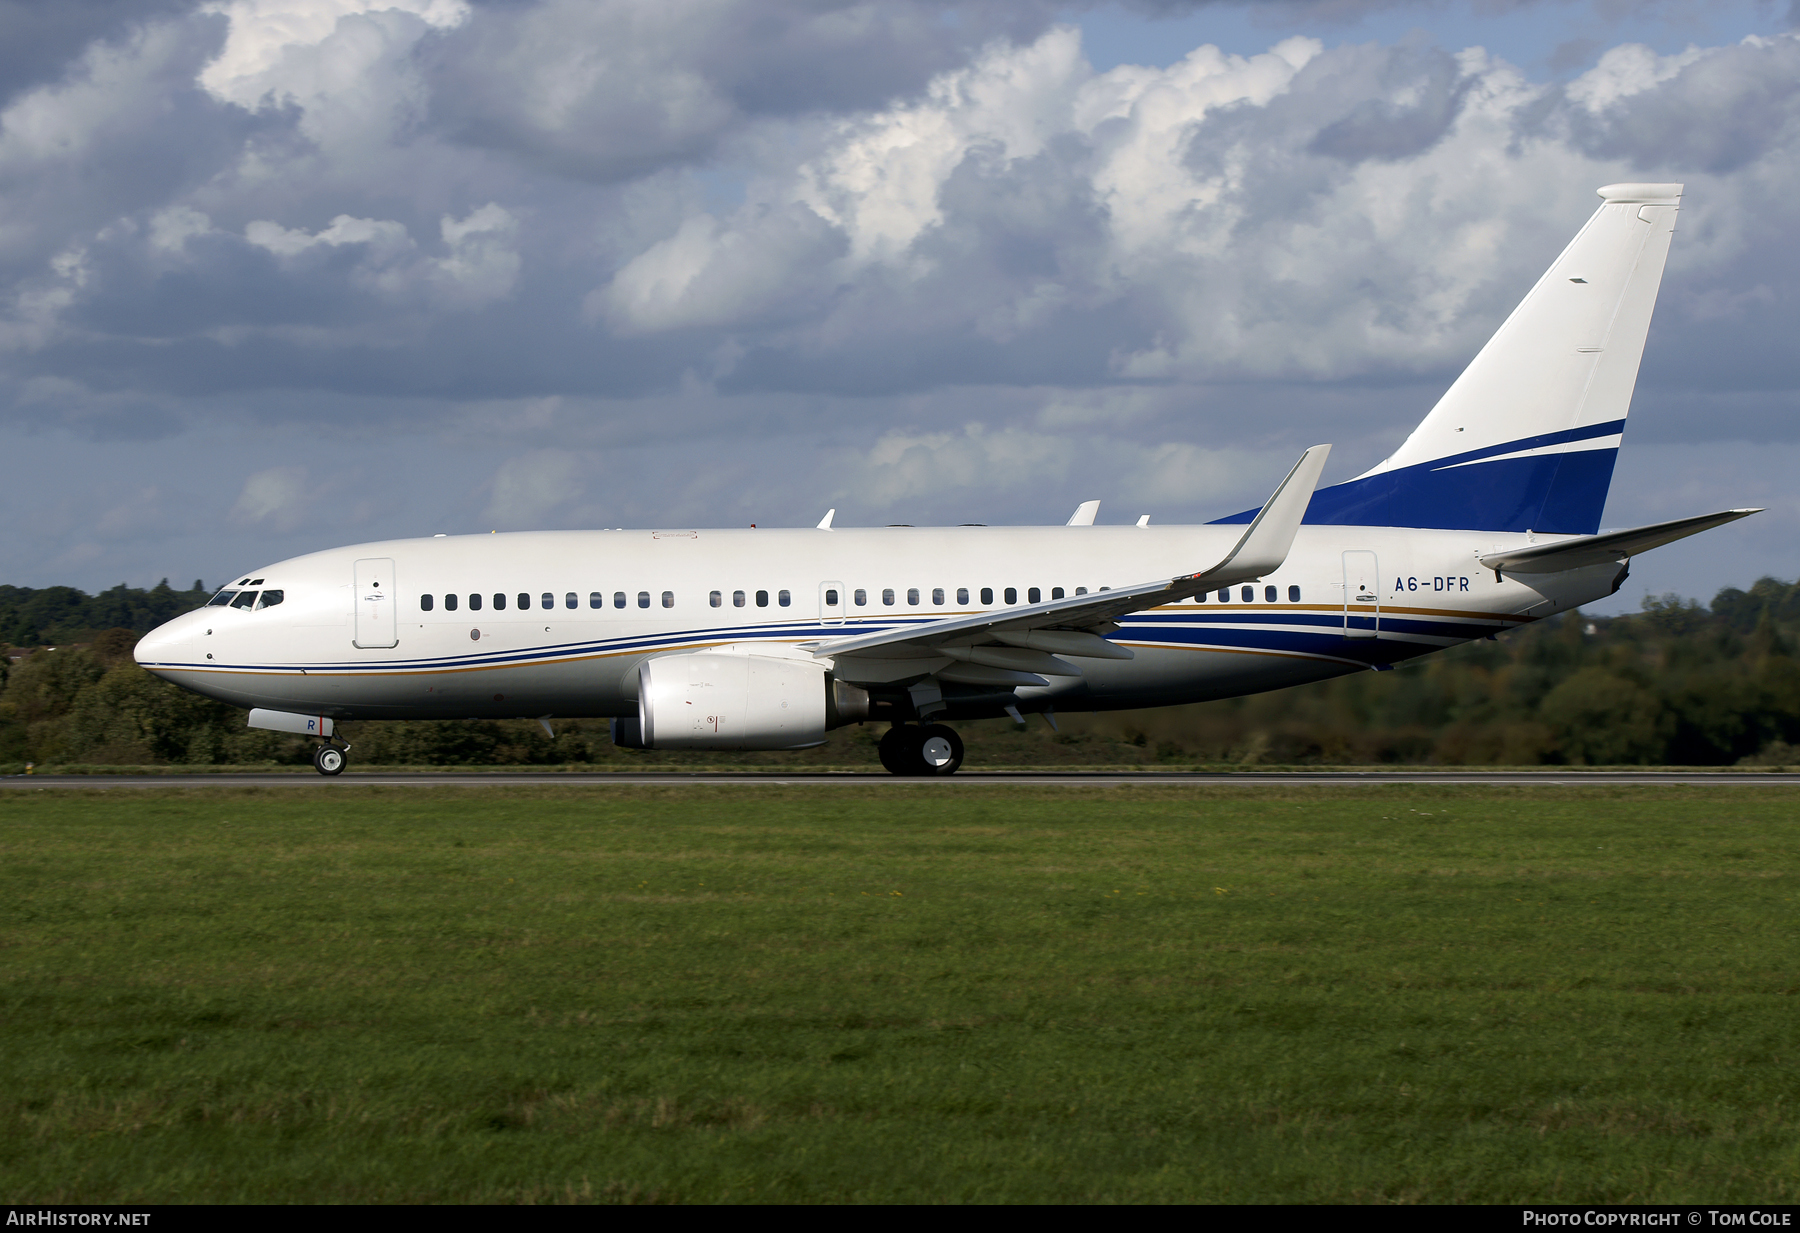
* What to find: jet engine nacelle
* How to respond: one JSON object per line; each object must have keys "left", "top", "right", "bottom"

{"left": 628, "top": 652, "right": 866, "bottom": 751}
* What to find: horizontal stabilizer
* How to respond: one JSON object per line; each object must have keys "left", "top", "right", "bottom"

{"left": 1480, "top": 508, "right": 1762, "bottom": 575}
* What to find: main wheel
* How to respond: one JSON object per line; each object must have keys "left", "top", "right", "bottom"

{"left": 313, "top": 745, "right": 347, "bottom": 776}
{"left": 916, "top": 724, "right": 964, "bottom": 776}
{"left": 878, "top": 725, "right": 924, "bottom": 775}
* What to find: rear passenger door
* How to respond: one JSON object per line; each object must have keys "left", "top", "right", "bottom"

{"left": 1342, "top": 551, "right": 1379, "bottom": 640}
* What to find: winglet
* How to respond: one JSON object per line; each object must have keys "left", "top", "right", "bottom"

{"left": 816, "top": 508, "right": 835, "bottom": 530}
{"left": 1184, "top": 445, "right": 1330, "bottom": 584}
{"left": 1066, "top": 500, "right": 1100, "bottom": 527}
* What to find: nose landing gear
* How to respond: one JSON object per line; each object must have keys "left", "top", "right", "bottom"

{"left": 878, "top": 723, "right": 965, "bottom": 776}
{"left": 312, "top": 743, "right": 349, "bottom": 776}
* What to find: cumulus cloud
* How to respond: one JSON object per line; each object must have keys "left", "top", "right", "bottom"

{"left": 197, "top": 0, "right": 470, "bottom": 106}
{"left": 599, "top": 30, "right": 1589, "bottom": 389}
{"left": 9, "top": 5, "right": 1800, "bottom": 406}
{"left": 236, "top": 202, "right": 517, "bottom": 307}
{"left": 427, "top": 0, "right": 1064, "bottom": 182}
{"left": 198, "top": 0, "right": 470, "bottom": 165}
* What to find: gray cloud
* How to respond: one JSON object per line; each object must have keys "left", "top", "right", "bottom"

{"left": 0, "top": 0, "right": 200, "bottom": 105}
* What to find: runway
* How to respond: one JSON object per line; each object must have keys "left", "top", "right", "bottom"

{"left": 5, "top": 770, "right": 1798, "bottom": 788}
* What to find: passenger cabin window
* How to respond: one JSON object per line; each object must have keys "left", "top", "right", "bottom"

{"left": 207, "top": 590, "right": 239, "bottom": 607}
{"left": 662, "top": 591, "right": 675, "bottom": 608}
{"left": 1076, "top": 587, "right": 1087, "bottom": 596}
{"left": 907, "top": 588, "right": 919, "bottom": 605}
{"left": 854, "top": 589, "right": 867, "bottom": 606}
{"left": 614, "top": 592, "right": 626, "bottom": 609}
{"left": 469, "top": 593, "right": 482, "bottom": 611}
{"left": 1028, "top": 587, "right": 1041, "bottom": 604}
{"left": 494, "top": 593, "right": 506, "bottom": 610}
{"left": 519, "top": 593, "right": 530, "bottom": 610}
{"left": 778, "top": 590, "right": 790, "bottom": 607}
{"left": 638, "top": 592, "right": 651, "bottom": 609}
{"left": 446, "top": 594, "right": 459, "bottom": 611}
{"left": 957, "top": 588, "right": 969, "bottom": 604}
{"left": 710, "top": 591, "right": 722, "bottom": 608}
{"left": 1004, "top": 587, "right": 1017, "bottom": 605}
{"left": 825, "top": 589, "right": 838, "bottom": 606}
{"left": 980, "top": 588, "right": 993, "bottom": 605}
{"left": 230, "top": 590, "right": 259, "bottom": 609}
{"left": 421, "top": 594, "right": 434, "bottom": 612}
{"left": 882, "top": 589, "right": 895, "bottom": 606}
{"left": 1218, "top": 589, "right": 1230, "bottom": 603}
{"left": 1241, "top": 586, "right": 1254, "bottom": 603}
{"left": 566, "top": 592, "right": 578, "bottom": 609}
{"left": 541, "top": 593, "right": 554, "bottom": 610}
{"left": 1265, "top": 586, "right": 1278, "bottom": 603}
{"left": 590, "top": 592, "right": 604, "bottom": 609}
{"left": 1289, "top": 585, "right": 1301, "bottom": 602}
{"left": 734, "top": 591, "right": 746, "bottom": 607}
{"left": 1195, "top": 591, "right": 1205, "bottom": 603}
{"left": 756, "top": 590, "right": 769, "bottom": 608}
{"left": 932, "top": 588, "right": 944, "bottom": 605}
{"left": 1051, "top": 587, "right": 1063, "bottom": 600}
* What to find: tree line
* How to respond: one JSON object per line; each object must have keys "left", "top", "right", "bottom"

{"left": 0, "top": 580, "right": 212, "bottom": 648}
{"left": 3, "top": 575, "right": 1799, "bottom": 769}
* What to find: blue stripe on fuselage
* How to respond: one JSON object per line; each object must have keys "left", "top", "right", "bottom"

{"left": 150, "top": 612, "right": 1514, "bottom": 679}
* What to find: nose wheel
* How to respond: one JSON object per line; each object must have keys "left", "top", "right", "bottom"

{"left": 312, "top": 744, "right": 348, "bottom": 776}
{"left": 878, "top": 723, "right": 964, "bottom": 776}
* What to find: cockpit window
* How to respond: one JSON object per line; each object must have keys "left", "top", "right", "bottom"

{"left": 230, "top": 590, "right": 259, "bottom": 610}
{"left": 256, "top": 590, "right": 284, "bottom": 610}
{"left": 207, "top": 590, "right": 239, "bottom": 607}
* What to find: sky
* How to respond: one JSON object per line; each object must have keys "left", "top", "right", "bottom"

{"left": 1, "top": 0, "right": 1796, "bottom": 615}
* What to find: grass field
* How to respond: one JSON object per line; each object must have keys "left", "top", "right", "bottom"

{"left": 2, "top": 785, "right": 1796, "bottom": 1203}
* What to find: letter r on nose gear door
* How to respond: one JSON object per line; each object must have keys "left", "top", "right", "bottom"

{"left": 354, "top": 557, "right": 399, "bottom": 648}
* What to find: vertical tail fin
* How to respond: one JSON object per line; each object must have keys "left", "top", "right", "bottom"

{"left": 1225, "top": 183, "right": 1682, "bottom": 534}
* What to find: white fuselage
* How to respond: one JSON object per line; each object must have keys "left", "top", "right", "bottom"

{"left": 133, "top": 523, "right": 1622, "bottom": 722}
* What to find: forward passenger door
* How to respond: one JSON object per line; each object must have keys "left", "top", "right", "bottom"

{"left": 353, "top": 557, "right": 399, "bottom": 648}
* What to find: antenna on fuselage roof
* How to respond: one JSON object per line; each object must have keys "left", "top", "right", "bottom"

{"left": 817, "top": 509, "right": 836, "bottom": 529}
{"left": 1066, "top": 500, "right": 1099, "bottom": 526}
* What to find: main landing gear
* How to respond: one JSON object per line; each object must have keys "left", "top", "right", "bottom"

{"left": 312, "top": 743, "right": 349, "bottom": 776}
{"left": 878, "top": 723, "right": 965, "bottom": 776}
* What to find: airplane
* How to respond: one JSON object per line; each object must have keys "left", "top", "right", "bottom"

{"left": 134, "top": 181, "right": 1759, "bottom": 776}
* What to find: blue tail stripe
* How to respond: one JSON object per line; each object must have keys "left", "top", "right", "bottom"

{"left": 1212, "top": 419, "right": 1624, "bottom": 534}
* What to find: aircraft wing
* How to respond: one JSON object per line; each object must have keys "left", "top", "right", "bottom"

{"left": 1479, "top": 508, "right": 1762, "bottom": 575}
{"left": 811, "top": 445, "right": 1330, "bottom": 672}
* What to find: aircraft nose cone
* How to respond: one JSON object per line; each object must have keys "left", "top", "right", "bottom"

{"left": 134, "top": 617, "right": 192, "bottom": 669}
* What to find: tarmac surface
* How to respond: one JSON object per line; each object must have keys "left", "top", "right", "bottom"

{"left": 5, "top": 770, "right": 1798, "bottom": 788}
